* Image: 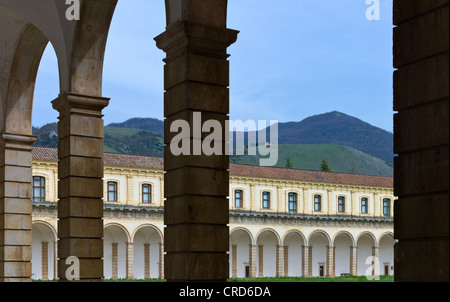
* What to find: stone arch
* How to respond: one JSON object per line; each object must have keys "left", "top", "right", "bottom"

{"left": 282, "top": 230, "right": 306, "bottom": 277}
{"left": 308, "top": 230, "right": 332, "bottom": 277}
{"left": 229, "top": 227, "right": 254, "bottom": 278}
{"left": 333, "top": 231, "right": 355, "bottom": 277}
{"left": 356, "top": 231, "right": 377, "bottom": 276}
{"left": 68, "top": 0, "right": 117, "bottom": 96}
{"left": 378, "top": 232, "right": 394, "bottom": 276}
{"left": 104, "top": 223, "right": 130, "bottom": 279}
{"left": 255, "top": 228, "right": 282, "bottom": 277}
{"left": 31, "top": 220, "right": 57, "bottom": 281}
{"left": 132, "top": 224, "right": 164, "bottom": 279}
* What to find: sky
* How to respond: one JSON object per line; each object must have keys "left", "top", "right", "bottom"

{"left": 33, "top": 0, "right": 394, "bottom": 132}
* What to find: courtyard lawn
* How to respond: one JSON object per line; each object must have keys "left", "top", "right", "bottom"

{"left": 228, "top": 275, "right": 394, "bottom": 282}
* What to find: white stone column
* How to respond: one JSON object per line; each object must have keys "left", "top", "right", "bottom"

{"left": 249, "top": 244, "right": 256, "bottom": 278}
{"left": 126, "top": 242, "right": 134, "bottom": 280}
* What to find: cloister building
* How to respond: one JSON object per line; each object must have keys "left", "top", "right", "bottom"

{"left": 31, "top": 147, "right": 394, "bottom": 280}
{"left": 0, "top": 0, "right": 447, "bottom": 282}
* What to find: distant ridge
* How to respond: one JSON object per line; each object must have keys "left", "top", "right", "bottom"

{"left": 32, "top": 111, "right": 394, "bottom": 177}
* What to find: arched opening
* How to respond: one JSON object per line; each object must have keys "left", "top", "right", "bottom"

{"left": 283, "top": 230, "right": 305, "bottom": 277}
{"left": 104, "top": 224, "right": 130, "bottom": 279}
{"left": 256, "top": 229, "right": 281, "bottom": 277}
{"left": 379, "top": 233, "right": 394, "bottom": 276}
{"left": 356, "top": 232, "right": 376, "bottom": 276}
{"left": 308, "top": 231, "right": 331, "bottom": 277}
{"left": 229, "top": 228, "right": 254, "bottom": 278}
{"left": 31, "top": 222, "right": 57, "bottom": 281}
{"left": 333, "top": 232, "right": 354, "bottom": 276}
{"left": 133, "top": 225, "right": 163, "bottom": 280}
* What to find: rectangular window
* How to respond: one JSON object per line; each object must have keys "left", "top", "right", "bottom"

{"left": 262, "top": 191, "right": 270, "bottom": 209}
{"left": 234, "top": 189, "right": 243, "bottom": 208}
{"left": 338, "top": 196, "right": 345, "bottom": 213}
{"left": 107, "top": 181, "right": 118, "bottom": 202}
{"left": 361, "top": 197, "right": 368, "bottom": 214}
{"left": 32, "top": 176, "right": 45, "bottom": 202}
{"left": 288, "top": 192, "right": 297, "bottom": 214}
{"left": 142, "top": 184, "right": 152, "bottom": 203}
{"left": 314, "top": 195, "right": 321, "bottom": 212}
{"left": 383, "top": 198, "right": 391, "bottom": 217}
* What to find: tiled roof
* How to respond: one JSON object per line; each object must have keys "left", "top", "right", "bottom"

{"left": 32, "top": 147, "right": 393, "bottom": 188}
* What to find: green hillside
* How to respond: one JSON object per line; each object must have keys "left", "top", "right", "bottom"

{"left": 230, "top": 144, "right": 393, "bottom": 177}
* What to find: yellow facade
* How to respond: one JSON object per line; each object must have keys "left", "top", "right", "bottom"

{"left": 31, "top": 147, "right": 394, "bottom": 280}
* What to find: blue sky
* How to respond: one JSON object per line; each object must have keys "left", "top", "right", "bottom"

{"left": 33, "top": 0, "right": 394, "bottom": 132}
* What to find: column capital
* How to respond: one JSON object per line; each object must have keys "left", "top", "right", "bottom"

{"left": 51, "top": 92, "right": 110, "bottom": 118}
{"left": 155, "top": 21, "right": 238, "bottom": 60}
{"left": 0, "top": 132, "right": 37, "bottom": 151}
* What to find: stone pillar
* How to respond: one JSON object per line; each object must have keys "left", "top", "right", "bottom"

{"left": 155, "top": 15, "right": 238, "bottom": 281}
{"left": 249, "top": 244, "right": 256, "bottom": 278}
{"left": 301, "top": 245, "right": 309, "bottom": 277}
{"left": 393, "top": 0, "right": 449, "bottom": 282}
{"left": 372, "top": 246, "right": 379, "bottom": 276}
{"left": 54, "top": 241, "right": 58, "bottom": 280}
{"left": 326, "top": 246, "right": 335, "bottom": 277}
{"left": 349, "top": 246, "right": 357, "bottom": 276}
{"left": 276, "top": 245, "right": 282, "bottom": 277}
{"left": 144, "top": 243, "right": 150, "bottom": 279}
{"left": 111, "top": 243, "right": 118, "bottom": 280}
{"left": 258, "top": 245, "right": 264, "bottom": 277}
{"left": 231, "top": 244, "right": 237, "bottom": 278}
{"left": 126, "top": 242, "right": 134, "bottom": 280}
{"left": 41, "top": 242, "right": 49, "bottom": 281}
{"left": 308, "top": 246, "right": 313, "bottom": 276}
{"left": 126, "top": 174, "right": 133, "bottom": 205}
{"left": 283, "top": 245, "right": 289, "bottom": 277}
{"left": 0, "top": 133, "right": 36, "bottom": 282}
{"left": 52, "top": 92, "right": 109, "bottom": 282}
{"left": 159, "top": 242, "right": 164, "bottom": 279}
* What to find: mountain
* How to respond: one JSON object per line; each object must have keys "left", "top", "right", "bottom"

{"left": 107, "top": 117, "right": 163, "bottom": 136}
{"left": 230, "top": 144, "right": 393, "bottom": 177}
{"left": 32, "top": 112, "right": 394, "bottom": 177}
{"left": 232, "top": 111, "right": 394, "bottom": 163}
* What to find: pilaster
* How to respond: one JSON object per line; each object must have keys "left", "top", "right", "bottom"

{"left": 0, "top": 132, "right": 37, "bottom": 282}
{"left": 52, "top": 92, "right": 109, "bottom": 282}
{"left": 155, "top": 20, "right": 238, "bottom": 281}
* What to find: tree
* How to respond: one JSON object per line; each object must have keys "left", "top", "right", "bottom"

{"left": 285, "top": 157, "right": 293, "bottom": 168}
{"left": 320, "top": 159, "right": 332, "bottom": 172}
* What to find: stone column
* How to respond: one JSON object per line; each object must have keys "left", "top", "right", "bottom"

{"left": 144, "top": 243, "right": 150, "bottom": 279}
{"left": 155, "top": 16, "right": 238, "bottom": 281}
{"left": 283, "top": 245, "right": 289, "bottom": 277}
{"left": 126, "top": 242, "right": 134, "bottom": 280}
{"left": 393, "top": 1, "right": 449, "bottom": 282}
{"left": 231, "top": 244, "right": 237, "bottom": 278}
{"left": 0, "top": 133, "right": 36, "bottom": 282}
{"left": 276, "top": 245, "right": 282, "bottom": 277}
{"left": 349, "top": 246, "right": 357, "bottom": 276}
{"left": 52, "top": 92, "right": 109, "bottom": 282}
{"left": 258, "top": 245, "right": 264, "bottom": 277}
{"left": 301, "top": 245, "right": 309, "bottom": 277}
{"left": 159, "top": 242, "right": 164, "bottom": 279}
{"left": 111, "top": 243, "right": 118, "bottom": 280}
{"left": 249, "top": 244, "right": 256, "bottom": 278}
{"left": 41, "top": 242, "right": 49, "bottom": 281}
{"left": 308, "top": 246, "right": 313, "bottom": 276}
{"left": 372, "top": 246, "right": 380, "bottom": 276}
{"left": 326, "top": 246, "right": 335, "bottom": 277}
{"left": 54, "top": 241, "right": 58, "bottom": 280}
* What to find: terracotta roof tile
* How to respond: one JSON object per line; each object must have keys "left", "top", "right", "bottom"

{"left": 32, "top": 147, "right": 392, "bottom": 187}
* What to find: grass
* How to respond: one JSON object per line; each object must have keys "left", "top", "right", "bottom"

{"left": 33, "top": 276, "right": 393, "bottom": 282}
{"left": 228, "top": 275, "right": 394, "bottom": 282}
